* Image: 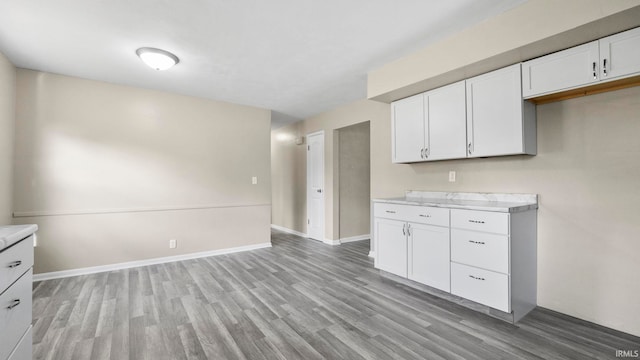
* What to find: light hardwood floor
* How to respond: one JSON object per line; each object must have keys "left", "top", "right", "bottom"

{"left": 32, "top": 229, "right": 639, "bottom": 360}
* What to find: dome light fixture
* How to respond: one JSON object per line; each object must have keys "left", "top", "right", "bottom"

{"left": 136, "top": 47, "right": 179, "bottom": 71}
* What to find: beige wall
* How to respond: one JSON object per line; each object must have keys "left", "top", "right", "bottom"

{"left": 272, "top": 86, "right": 640, "bottom": 336}
{"left": 14, "top": 70, "right": 272, "bottom": 274}
{"left": 368, "top": 0, "right": 640, "bottom": 102}
{"left": 338, "top": 122, "right": 370, "bottom": 238}
{"left": 0, "top": 52, "right": 15, "bottom": 225}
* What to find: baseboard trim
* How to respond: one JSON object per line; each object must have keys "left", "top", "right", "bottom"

{"left": 323, "top": 238, "right": 341, "bottom": 246}
{"left": 33, "top": 242, "right": 272, "bottom": 282}
{"left": 339, "top": 234, "right": 370, "bottom": 243}
{"left": 368, "top": 251, "right": 375, "bottom": 258}
{"left": 270, "top": 224, "right": 307, "bottom": 238}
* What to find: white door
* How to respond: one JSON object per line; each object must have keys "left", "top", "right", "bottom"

{"left": 375, "top": 218, "right": 408, "bottom": 277}
{"left": 408, "top": 223, "right": 450, "bottom": 292}
{"left": 425, "top": 80, "right": 467, "bottom": 160}
{"left": 466, "top": 64, "right": 524, "bottom": 157}
{"left": 599, "top": 27, "right": 640, "bottom": 81}
{"left": 307, "top": 131, "right": 324, "bottom": 241}
{"left": 392, "top": 94, "right": 425, "bottom": 163}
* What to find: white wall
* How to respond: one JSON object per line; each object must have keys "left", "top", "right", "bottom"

{"left": 0, "top": 52, "right": 15, "bottom": 225}
{"left": 14, "top": 70, "right": 272, "bottom": 274}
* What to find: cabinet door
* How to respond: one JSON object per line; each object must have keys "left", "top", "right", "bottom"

{"left": 466, "top": 64, "right": 525, "bottom": 157}
{"left": 374, "top": 218, "right": 407, "bottom": 277}
{"left": 408, "top": 223, "right": 450, "bottom": 292}
{"left": 522, "top": 41, "right": 600, "bottom": 98}
{"left": 391, "top": 94, "right": 425, "bottom": 163}
{"left": 425, "top": 81, "right": 467, "bottom": 160}
{"left": 600, "top": 27, "right": 640, "bottom": 81}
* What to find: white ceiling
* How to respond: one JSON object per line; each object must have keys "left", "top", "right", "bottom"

{"left": 0, "top": 0, "right": 526, "bottom": 128}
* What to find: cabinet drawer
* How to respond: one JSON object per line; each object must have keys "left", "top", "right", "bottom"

{"left": 374, "top": 203, "right": 411, "bottom": 221}
{"left": 451, "top": 209, "right": 509, "bottom": 235}
{"left": 406, "top": 206, "right": 449, "bottom": 227}
{"left": 8, "top": 326, "right": 32, "bottom": 360}
{"left": 0, "top": 269, "right": 33, "bottom": 360}
{"left": 0, "top": 235, "right": 34, "bottom": 293}
{"left": 451, "top": 229, "right": 509, "bottom": 274}
{"left": 451, "top": 263, "right": 510, "bottom": 313}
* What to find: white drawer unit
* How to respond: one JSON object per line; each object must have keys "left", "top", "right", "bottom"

{"left": 451, "top": 262, "right": 510, "bottom": 313}
{"left": 451, "top": 229, "right": 509, "bottom": 274}
{"left": 0, "top": 225, "right": 37, "bottom": 360}
{"left": 451, "top": 209, "right": 509, "bottom": 235}
{"left": 372, "top": 193, "right": 537, "bottom": 323}
{"left": 0, "top": 269, "right": 33, "bottom": 360}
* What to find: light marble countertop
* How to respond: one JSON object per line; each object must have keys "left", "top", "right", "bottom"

{"left": 0, "top": 224, "right": 38, "bottom": 251}
{"left": 373, "top": 191, "right": 538, "bottom": 213}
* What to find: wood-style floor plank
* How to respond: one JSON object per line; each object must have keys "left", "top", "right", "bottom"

{"left": 32, "top": 229, "right": 640, "bottom": 359}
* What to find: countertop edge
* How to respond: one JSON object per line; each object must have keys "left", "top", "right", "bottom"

{"left": 372, "top": 198, "right": 538, "bottom": 213}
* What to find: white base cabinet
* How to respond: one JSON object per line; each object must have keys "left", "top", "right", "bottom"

{"left": 373, "top": 197, "right": 537, "bottom": 322}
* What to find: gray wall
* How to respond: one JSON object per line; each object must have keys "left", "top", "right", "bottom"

{"left": 14, "top": 70, "right": 272, "bottom": 274}
{"left": 338, "top": 122, "right": 370, "bottom": 239}
{"left": 0, "top": 52, "right": 15, "bottom": 225}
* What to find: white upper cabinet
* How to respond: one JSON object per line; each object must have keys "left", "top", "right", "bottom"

{"left": 392, "top": 94, "right": 424, "bottom": 163}
{"left": 523, "top": 26, "right": 640, "bottom": 98}
{"left": 466, "top": 64, "right": 536, "bottom": 158}
{"left": 522, "top": 41, "right": 600, "bottom": 98}
{"left": 425, "top": 81, "right": 467, "bottom": 160}
{"left": 391, "top": 81, "right": 466, "bottom": 163}
{"left": 599, "top": 26, "right": 640, "bottom": 80}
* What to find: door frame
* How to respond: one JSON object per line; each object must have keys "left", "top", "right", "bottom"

{"left": 306, "top": 130, "right": 325, "bottom": 241}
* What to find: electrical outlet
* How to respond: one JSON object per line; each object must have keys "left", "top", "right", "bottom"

{"left": 252, "top": 176, "right": 258, "bottom": 185}
{"left": 449, "top": 171, "right": 456, "bottom": 182}
{"left": 169, "top": 239, "right": 177, "bottom": 249}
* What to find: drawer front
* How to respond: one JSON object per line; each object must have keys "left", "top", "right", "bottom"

{"left": 451, "top": 229, "right": 509, "bottom": 274}
{"left": 0, "top": 269, "right": 33, "bottom": 360}
{"left": 451, "top": 209, "right": 509, "bottom": 235}
{"left": 374, "top": 203, "right": 411, "bottom": 221}
{"left": 451, "top": 263, "right": 510, "bottom": 313}
{"left": 0, "top": 235, "right": 34, "bottom": 293}
{"left": 406, "top": 206, "right": 449, "bottom": 227}
{"left": 8, "top": 326, "right": 32, "bottom": 360}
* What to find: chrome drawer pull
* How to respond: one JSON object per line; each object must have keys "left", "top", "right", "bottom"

{"left": 468, "top": 220, "right": 485, "bottom": 224}
{"left": 8, "top": 260, "right": 22, "bottom": 268}
{"left": 468, "top": 240, "right": 485, "bottom": 245}
{"left": 469, "top": 275, "right": 485, "bottom": 281}
{"left": 419, "top": 214, "right": 431, "bottom": 218}
{"left": 385, "top": 210, "right": 396, "bottom": 214}
{"left": 7, "top": 299, "right": 21, "bottom": 310}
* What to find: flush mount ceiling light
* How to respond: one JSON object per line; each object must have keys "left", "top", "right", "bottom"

{"left": 136, "top": 47, "right": 179, "bottom": 70}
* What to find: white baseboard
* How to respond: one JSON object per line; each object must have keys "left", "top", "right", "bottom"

{"left": 33, "top": 242, "right": 272, "bottom": 282}
{"left": 323, "top": 238, "right": 341, "bottom": 246}
{"left": 339, "top": 234, "right": 370, "bottom": 244}
{"left": 270, "top": 224, "right": 307, "bottom": 238}
{"left": 368, "top": 251, "right": 375, "bottom": 258}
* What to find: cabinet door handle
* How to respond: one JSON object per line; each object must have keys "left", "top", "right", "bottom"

{"left": 468, "top": 220, "right": 485, "bottom": 224}
{"left": 7, "top": 299, "right": 21, "bottom": 310}
{"left": 603, "top": 59, "right": 607, "bottom": 77}
{"left": 8, "top": 260, "right": 22, "bottom": 268}
{"left": 420, "top": 148, "right": 425, "bottom": 159}
{"left": 469, "top": 275, "right": 485, "bottom": 281}
{"left": 406, "top": 224, "right": 411, "bottom": 237}
{"left": 402, "top": 224, "right": 406, "bottom": 236}
{"left": 425, "top": 147, "right": 429, "bottom": 158}
{"left": 468, "top": 143, "right": 472, "bottom": 155}
{"left": 468, "top": 240, "right": 486, "bottom": 245}
{"left": 419, "top": 214, "right": 431, "bottom": 218}
{"left": 592, "top": 62, "right": 597, "bottom": 79}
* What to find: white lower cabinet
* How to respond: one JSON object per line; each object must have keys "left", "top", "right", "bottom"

{"left": 374, "top": 218, "right": 408, "bottom": 278}
{"left": 408, "top": 223, "right": 450, "bottom": 292}
{"left": 373, "top": 199, "right": 537, "bottom": 322}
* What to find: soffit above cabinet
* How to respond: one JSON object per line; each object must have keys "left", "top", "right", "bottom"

{"left": 368, "top": 1, "right": 640, "bottom": 103}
